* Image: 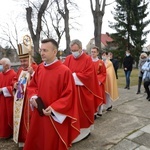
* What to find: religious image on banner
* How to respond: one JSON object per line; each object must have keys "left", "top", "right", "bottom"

{"left": 16, "top": 73, "right": 27, "bottom": 101}
{"left": 13, "top": 71, "right": 30, "bottom": 143}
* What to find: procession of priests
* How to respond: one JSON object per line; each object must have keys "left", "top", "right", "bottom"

{"left": 0, "top": 36, "right": 119, "bottom": 150}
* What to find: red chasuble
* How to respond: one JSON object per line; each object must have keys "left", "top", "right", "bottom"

{"left": 93, "top": 59, "right": 106, "bottom": 104}
{"left": 23, "top": 61, "right": 80, "bottom": 150}
{"left": 0, "top": 69, "right": 17, "bottom": 138}
{"left": 13, "top": 63, "right": 37, "bottom": 143}
{"left": 64, "top": 53, "right": 103, "bottom": 128}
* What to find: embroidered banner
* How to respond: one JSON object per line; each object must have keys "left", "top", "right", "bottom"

{"left": 13, "top": 70, "right": 30, "bottom": 143}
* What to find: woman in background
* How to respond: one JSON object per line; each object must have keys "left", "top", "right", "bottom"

{"left": 136, "top": 53, "right": 148, "bottom": 94}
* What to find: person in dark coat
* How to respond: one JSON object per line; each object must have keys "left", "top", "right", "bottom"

{"left": 123, "top": 50, "right": 134, "bottom": 89}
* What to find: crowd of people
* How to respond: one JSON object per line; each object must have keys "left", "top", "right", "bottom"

{"left": 0, "top": 38, "right": 149, "bottom": 150}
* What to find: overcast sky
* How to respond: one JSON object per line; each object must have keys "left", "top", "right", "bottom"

{"left": 0, "top": 0, "right": 150, "bottom": 49}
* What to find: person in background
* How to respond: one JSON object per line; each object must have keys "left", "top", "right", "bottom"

{"left": 123, "top": 50, "right": 134, "bottom": 90}
{"left": 64, "top": 39, "right": 103, "bottom": 142}
{"left": 142, "top": 57, "right": 150, "bottom": 101}
{"left": 101, "top": 51, "right": 119, "bottom": 111}
{"left": 91, "top": 46, "right": 106, "bottom": 117}
{"left": 108, "top": 52, "right": 119, "bottom": 79}
{"left": 136, "top": 53, "right": 148, "bottom": 94}
{"left": 23, "top": 38, "right": 80, "bottom": 150}
{"left": 0, "top": 58, "right": 17, "bottom": 139}
{"left": 13, "top": 43, "right": 38, "bottom": 148}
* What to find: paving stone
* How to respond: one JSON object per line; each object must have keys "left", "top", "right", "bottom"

{"left": 140, "top": 124, "right": 150, "bottom": 134}
{"left": 126, "top": 130, "right": 144, "bottom": 140}
{"left": 109, "top": 139, "right": 139, "bottom": 150}
{"left": 132, "top": 133, "right": 150, "bottom": 148}
{"left": 135, "top": 145, "right": 150, "bottom": 150}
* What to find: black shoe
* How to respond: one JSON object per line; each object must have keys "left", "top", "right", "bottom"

{"left": 94, "top": 115, "right": 97, "bottom": 120}
{"left": 97, "top": 114, "right": 102, "bottom": 117}
{"left": 106, "top": 105, "right": 112, "bottom": 111}
{"left": 127, "top": 87, "right": 130, "bottom": 90}
{"left": 146, "top": 96, "right": 150, "bottom": 99}
{"left": 136, "top": 91, "right": 140, "bottom": 94}
{"left": 124, "top": 86, "right": 127, "bottom": 89}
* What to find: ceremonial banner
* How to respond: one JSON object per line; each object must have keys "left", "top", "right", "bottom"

{"left": 13, "top": 70, "right": 30, "bottom": 143}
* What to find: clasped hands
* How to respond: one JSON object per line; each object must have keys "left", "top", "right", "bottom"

{"left": 30, "top": 98, "right": 52, "bottom": 116}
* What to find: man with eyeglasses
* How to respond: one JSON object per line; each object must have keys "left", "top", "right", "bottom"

{"left": 13, "top": 43, "right": 37, "bottom": 148}
{"left": 64, "top": 39, "right": 103, "bottom": 142}
{"left": 23, "top": 38, "right": 80, "bottom": 150}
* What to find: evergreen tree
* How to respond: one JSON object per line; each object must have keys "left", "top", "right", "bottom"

{"left": 109, "top": 0, "right": 150, "bottom": 65}
{"left": 130, "top": 0, "right": 150, "bottom": 64}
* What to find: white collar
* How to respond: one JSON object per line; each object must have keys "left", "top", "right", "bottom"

{"left": 44, "top": 58, "right": 58, "bottom": 66}
{"left": 91, "top": 57, "right": 99, "bottom": 62}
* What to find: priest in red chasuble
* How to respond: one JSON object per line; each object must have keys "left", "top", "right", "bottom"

{"left": 0, "top": 58, "right": 17, "bottom": 139}
{"left": 13, "top": 41, "right": 38, "bottom": 148}
{"left": 23, "top": 38, "right": 80, "bottom": 150}
{"left": 64, "top": 39, "right": 103, "bottom": 142}
{"left": 91, "top": 46, "right": 106, "bottom": 116}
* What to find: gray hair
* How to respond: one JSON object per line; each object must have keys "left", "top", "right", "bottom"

{"left": 0, "top": 58, "right": 11, "bottom": 68}
{"left": 140, "top": 52, "right": 147, "bottom": 57}
{"left": 70, "top": 39, "right": 82, "bottom": 49}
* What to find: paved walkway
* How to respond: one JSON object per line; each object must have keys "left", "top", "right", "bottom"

{"left": 71, "top": 86, "right": 150, "bottom": 150}
{"left": 0, "top": 86, "right": 150, "bottom": 150}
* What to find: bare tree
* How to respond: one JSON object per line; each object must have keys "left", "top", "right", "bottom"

{"left": 0, "top": 19, "right": 20, "bottom": 62}
{"left": 26, "top": 0, "right": 49, "bottom": 54}
{"left": 55, "top": 0, "right": 71, "bottom": 55}
{"left": 90, "top": 0, "right": 106, "bottom": 53}
{"left": 0, "top": 0, "right": 78, "bottom": 60}
{"left": 0, "top": 21, "right": 19, "bottom": 50}
{"left": 43, "top": 5, "right": 65, "bottom": 45}
{"left": 54, "top": 0, "right": 79, "bottom": 55}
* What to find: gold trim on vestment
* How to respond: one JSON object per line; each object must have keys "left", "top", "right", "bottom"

{"left": 49, "top": 116, "right": 68, "bottom": 149}
{"left": 49, "top": 113, "right": 80, "bottom": 149}
{"left": 77, "top": 86, "right": 94, "bottom": 124}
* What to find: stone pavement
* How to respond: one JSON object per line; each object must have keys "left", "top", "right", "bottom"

{"left": 0, "top": 86, "right": 150, "bottom": 150}
{"left": 71, "top": 86, "right": 150, "bottom": 150}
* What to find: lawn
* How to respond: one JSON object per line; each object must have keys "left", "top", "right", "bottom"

{"left": 117, "top": 68, "right": 139, "bottom": 88}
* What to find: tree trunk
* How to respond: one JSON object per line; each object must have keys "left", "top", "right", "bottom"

{"left": 64, "top": 0, "right": 71, "bottom": 55}
{"left": 94, "top": 11, "right": 102, "bottom": 52}
{"left": 90, "top": 0, "right": 106, "bottom": 54}
{"left": 26, "top": 0, "right": 49, "bottom": 56}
